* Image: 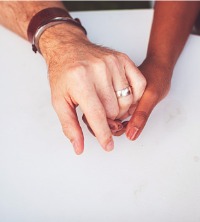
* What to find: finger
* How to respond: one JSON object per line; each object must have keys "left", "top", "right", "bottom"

{"left": 122, "top": 55, "right": 146, "bottom": 104}
{"left": 112, "top": 121, "right": 128, "bottom": 136}
{"left": 126, "top": 89, "right": 158, "bottom": 141}
{"left": 83, "top": 114, "right": 123, "bottom": 135}
{"left": 52, "top": 97, "right": 84, "bottom": 155}
{"left": 118, "top": 103, "right": 138, "bottom": 121}
{"left": 106, "top": 56, "right": 133, "bottom": 119}
{"left": 77, "top": 87, "right": 114, "bottom": 152}
{"left": 108, "top": 119, "right": 123, "bottom": 133}
{"left": 128, "top": 103, "right": 138, "bottom": 116}
{"left": 112, "top": 128, "right": 125, "bottom": 136}
{"left": 82, "top": 114, "right": 95, "bottom": 136}
{"left": 93, "top": 69, "right": 119, "bottom": 120}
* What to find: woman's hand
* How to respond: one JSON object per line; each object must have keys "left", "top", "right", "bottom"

{"left": 125, "top": 57, "right": 173, "bottom": 140}
{"left": 83, "top": 56, "right": 173, "bottom": 139}
{"left": 40, "top": 23, "right": 146, "bottom": 154}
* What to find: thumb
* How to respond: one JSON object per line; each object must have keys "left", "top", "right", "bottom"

{"left": 126, "top": 89, "right": 158, "bottom": 141}
{"left": 52, "top": 97, "right": 84, "bottom": 155}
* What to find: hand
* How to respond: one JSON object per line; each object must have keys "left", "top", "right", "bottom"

{"left": 125, "top": 57, "right": 173, "bottom": 140}
{"left": 82, "top": 56, "right": 172, "bottom": 140}
{"left": 39, "top": 24, "right": 146, "bottom": 154}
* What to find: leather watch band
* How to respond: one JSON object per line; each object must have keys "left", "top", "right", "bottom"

{"left": 27, "top": 7, "right": 87, "bottom": 53}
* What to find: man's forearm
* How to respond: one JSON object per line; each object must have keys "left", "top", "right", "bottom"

{"left": 147, "top": 1, "right": 200, "bottom": 69}
{"left": 0, "top": 1, "right": 67, "bottom": 40}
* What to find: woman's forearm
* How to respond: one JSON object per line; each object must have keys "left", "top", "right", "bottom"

{"left": 147, "top": 1, "right": 200, "bottom": 69}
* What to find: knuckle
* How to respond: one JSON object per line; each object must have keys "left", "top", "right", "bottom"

{"left": 134, "top": 73, "right": 147, "bottom": 90}
{"left": 107, "top": 110, "right": 119, "bottom": 120}
{"left": 104, "top": 54, "right": 118, "bottom": 65}
{"left": 62, "top": 124, "right": 75, "bottom": 142}
{"left": 96, "top": 108, "right": 107, "bottom": 121}
{"left": 87, "top": 106, "right": 106, "bottom": 125}
{"left": 93, "top": 58, "right": 106, "bottom": 67}
{"left": 62, "top": 124, "right": 70, "bottom": 138}
{"left": 140, "top": 76, "right": 147, "bottom": 90}
{"left": 92, "top": 59, "right": 107, "bottom": 73}
{"left": 148, "top": 88, "right": 161, "bottom": 101}
{"left": 118, "top": 52, "right": 132, "bottom": 63}
{"left": 68, "top": 65, "right": 90, "bottom": 94}
{"left": 119, "top": 52, "right": 129, "bottom": 60}
{"left": 132, "top": 77, "right": 147, "bottom": 100}
{"left": 134, "top": 111, "right": 149, "bottom": 125}
{"left": 51, "top": 96, "right": 60, "bottom": 112}
{"left": 70, "top": 65, "right": 87, "bottom": 79}
{"left": 145, "top": 79, "right": 171, "bottom": 103}
{"left": 102, "top": 97, "right": 119, "bottom": 120}
{"left": 119, "top": 96, "right": 133, "bottom": 109}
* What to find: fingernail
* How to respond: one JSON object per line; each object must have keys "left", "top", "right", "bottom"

{"left": 111, "top": 126, "right": 123, "bottom": 133}
{"left": 109, "top": 124, "right": 117, "bottom": 131}
{"left": 109, "top": 123, "right": 123, "bottom": 133}
{"left": 122, "top": 121, "right": 129, "bottom": 128}
{"left": 127, "top": 127, "right": 139, "bottom": 140}
{"left": 117, "top": 124, "right": 123, "bottom": 131}
{"left": 72, "top": 141, "right": 81, "bottom": 155}
{"left": 105, "top": 139, "right": 114, "bottom": 152}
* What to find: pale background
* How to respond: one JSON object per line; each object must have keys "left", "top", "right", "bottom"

{"left": 0, "top": 9, "right": 200, "bottom": 222}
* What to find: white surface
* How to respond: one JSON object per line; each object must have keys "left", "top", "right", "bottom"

{"left": 0, "top": 9, "right": 200, "bottom": 222}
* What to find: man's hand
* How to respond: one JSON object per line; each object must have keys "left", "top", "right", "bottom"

{"left": 83, "top": 57, "right": 172, "bottom": 140}
{"left": 40, "top": 23, "right": 146, "bottom": 154}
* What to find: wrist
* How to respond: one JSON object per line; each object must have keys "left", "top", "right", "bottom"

{"left": 145, "top": 53, "right": 175, "bottom": 72}
{"left": 140, "top": 55, "right": 174, "bottom": 102}
{"left": 39, "top": 23, "right": 88, "bottom": 63}
{"left": 27, "top": 7, "right": 87, "bottom": 57}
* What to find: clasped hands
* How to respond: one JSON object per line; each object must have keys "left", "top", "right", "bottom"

{"left": 40, "top": 23, "right": 171, "bottom": 154}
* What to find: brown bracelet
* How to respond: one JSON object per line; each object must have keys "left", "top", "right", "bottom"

{"left": 27, "top": 7, "right": 87, "bottom": 53}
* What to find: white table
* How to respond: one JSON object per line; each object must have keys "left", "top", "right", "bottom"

{"left": 0, "top": 9, "right": 200, "bottom": 222}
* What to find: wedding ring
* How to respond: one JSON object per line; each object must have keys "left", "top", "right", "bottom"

{"left": 115, "top": 86, "right": 132, "bottom": 98}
